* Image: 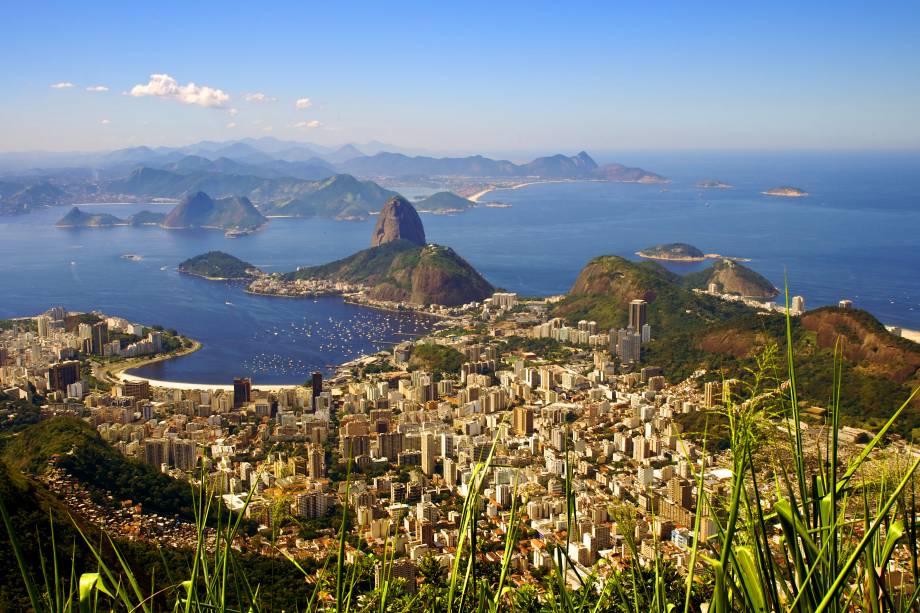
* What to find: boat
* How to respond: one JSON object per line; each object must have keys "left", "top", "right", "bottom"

{"left": 225, "top": 228, "right": 255, "bottom": 238}
{"left": 121, "top": 254, "right": 143, "bottom": 261}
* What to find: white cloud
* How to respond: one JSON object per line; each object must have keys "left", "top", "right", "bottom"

{"left": 100, "top": 119, "right": 111, "bottom": 125}
{"left": 262, "top": 126, "right": 274, "bottom": 132}
{"left": 86, "top": 85, "right": 109, "bottom": 92}
{"left": 295, "top": 97, "right": 312, "bottom": 110}
{"left": 293, "top": 120, "right": 322, "bottom": 129}
{"left": 128, "top": 73, "right": 229, "bottom": 108}
{"left": 226, "top": 122, "right": 237, "bottom": 128}
{"left": 227, "top": 108, "right": 239, "bottom": 116}
{"left": 50, "top": 82, "right": 75, "bottom": 89}
{"left": 245, "top": 92, "right": 277, "bottom": 103}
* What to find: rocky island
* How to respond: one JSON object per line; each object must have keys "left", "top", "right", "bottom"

{"left": 55, "top": 191, "right": 263, "bottom": 233}
{"left": 163, "top": 191, "right": 267, "bottom": 231}
{"left": 635, "top": 243, "right": 708, "bottom": 262}
{"left": 178, "top": 251, "right": 263, "bottom": 280}
{"left": 762, "top": 186, "right": 808, "bottom": 197}
{"left": 413, "top": 191, "right": 474, "bottom": 214}
{"left": 56, "top": 206, "right": 167, "bottom": 228}
{"left": 696, "top": 179, "right": 733, "bottom": 189}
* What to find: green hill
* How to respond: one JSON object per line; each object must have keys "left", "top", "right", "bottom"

{"left": 286, "top": 239, "right": 494, "bottom": 306}
{"left": 556, "top": 254, "right": 920, "bottom": 435}
{"left": 1, "top": 417, "right": 199, "bottom": 519}
{"left": 682, "top": 259, "right": 778, "bottom": 298}
{"left": 553, "top": 255, "right": 749, "bottom": 331}
{"left": 179, "top": 251, "right": 261, "bottom": 280}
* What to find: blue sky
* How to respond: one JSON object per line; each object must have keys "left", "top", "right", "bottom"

{"left": 2, "top": 1, "right": 918, "bottom": 154}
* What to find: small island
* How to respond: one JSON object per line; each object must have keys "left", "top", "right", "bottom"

{"left": 56, "top": 206, "right": 167, "bottom": 228}
{"left": 178, "top": 251, "right": 263, "bottom": 281}
{"left": 56, "top": 191, "right": 265, "bottom": 233}
{"left": 636, "top": 243, "right": 707, "bottom": 262}
{"left": 413, "top": 191, "right": 474, "bottom": 214}
{"left": 696, "top": 179, "right": 733, "bottom": 189}
{"left": 762, "top": 186, "right": 808, "bottom": 197}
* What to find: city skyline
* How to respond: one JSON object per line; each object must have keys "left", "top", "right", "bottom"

{"left": 2, "top": 1, "right": 919, "bottom": 154}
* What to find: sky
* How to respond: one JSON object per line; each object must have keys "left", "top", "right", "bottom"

{"left": 1, "top": 1, "right": 919, "bottom": 155}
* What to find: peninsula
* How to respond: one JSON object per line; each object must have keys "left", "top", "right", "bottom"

{"left": 249, "top": 196, "right": 494, "bottom": 307}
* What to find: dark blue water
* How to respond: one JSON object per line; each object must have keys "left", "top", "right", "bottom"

{"left": 1, "top": 151, "right": 917, "bottom": 383}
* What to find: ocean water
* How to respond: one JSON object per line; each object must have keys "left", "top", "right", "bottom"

{"left": 0, "top": 151, "right": 917, "bottom": 383}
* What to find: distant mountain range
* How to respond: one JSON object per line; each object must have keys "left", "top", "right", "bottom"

{"left": 0, "top": 139, "right": 669, "bottom": 218}
{"left": 339, "top": 150, "right": 666, "bottom": 182}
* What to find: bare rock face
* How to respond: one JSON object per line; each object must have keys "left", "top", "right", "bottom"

{"left": 371, "top": 196, "right": 426, "bottom": 247}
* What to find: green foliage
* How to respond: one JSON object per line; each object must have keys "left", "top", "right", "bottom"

{"left": 0, "top": 417, "right": 199, "bottom": 520}
{"left": 502, "top": 335, "right": 572, "bottom": 362}
{"left": 408, "top": 343, "right": 465, "bottom": 375}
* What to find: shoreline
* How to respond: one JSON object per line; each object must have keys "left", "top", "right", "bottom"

{"left": 95, "top": 312, "right": 920, "bottom": 391}
{"left": 100, "top": 336, "right": 203, "bottom": 385}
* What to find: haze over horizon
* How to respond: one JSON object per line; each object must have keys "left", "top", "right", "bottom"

{"left": 2, "top": 1, "right": 919, "bottom": 155}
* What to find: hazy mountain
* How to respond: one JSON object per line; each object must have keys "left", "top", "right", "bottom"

{"left": 339, "top": 150, "right": 665, "bottom": 182}
{"left": 260, "top": 174, "right": 398, "bottom": 220}
{"left": 56, "top": 207, "right": 124, "bottom": 227}
{"left": 162, "top": 191, "right": 266, "bottom": 230}
{"left": 340, "top": 152, "right": 519, "bottom": 177}
{"left": 0, "top": 181, "right": 67, "bottom": 214}
{"left": 324, "top": 144, "right": 366, "bottom": 164}
{"left": 519, "top": 151, "right": 598, "bottom": 177}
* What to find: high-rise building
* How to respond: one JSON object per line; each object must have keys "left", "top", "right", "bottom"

{"left": 668, "top": 477, "right": 693, "bottom": 508}
{"left": 375, "top": 559, "right": 417, "bottom": 594}
{"left": 704, "top": 381, "right": 720, "bottom": 409}
{"left": 311, "top": 371, "right": 323, "bottom": 411}
{"left": 628, "top": 299, "right": 648, "bottom": 332}
{"left": 616, "top": 328, "right": 641, "bottom": 363}
{"left": 791, "top": 295, "right": 806, "bottom": 315}
{"left": 172, "top": 440, "right": 198, "bottom": 471}
{"left": 233, "top": 377, "right": 252, "bottom": 408}
{"left": 421, "top": 433, "right": 436, "bottom": 476}
{"left": 91, "top": 321, "right": 108, "bottom": 356}
{"left": 378, "top": 431, "right": 404, "bottom": 462}
{"left": 36, "top": 315, "right": 51, "bottom": 339}
{"left": 144, "top": 438, "right": 170, "bottom": 468}
{"left": 124, "top": 380, "right": 151, "bottom": 400}
{"left": 308, "top": 445, "right": 325, "bottom": 478}
{"left": 513, "top": 406, "right": 534, "bottom": 435}
{"left": 47, "top": 360, "right": 80, "bottom": 392}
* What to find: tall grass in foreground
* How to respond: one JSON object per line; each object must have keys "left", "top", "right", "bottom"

{"left": 3, "top": 296, "right": 920, "bottom": 611}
